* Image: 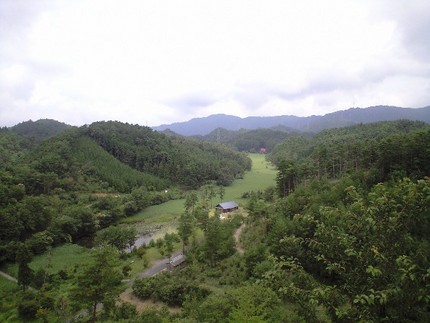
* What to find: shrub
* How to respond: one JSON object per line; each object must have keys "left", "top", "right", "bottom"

{"left": 17, "top": 293, "right": 38, "bottom": 321}
{"left": 113, "top": 302, "right": 137, "bottom": 320}
{"left": 133, "top": 273, "right": 210, "bottom": 307}
{"left": 133, "top": 278, "right": 155, "bottom": 299}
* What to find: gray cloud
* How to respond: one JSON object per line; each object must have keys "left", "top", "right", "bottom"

{"left": 167, "top": 94, "right": 218, "bottom": 110}
{"left": 1, "top": 1, "right": 429, "bottom": 127}
{"left": 372, "top": 1, "right": 430, "bottom": 61}
{"left": 232, "top": 83, "right": 275, "bottom": 109}
{"left": 164, "top": 92, "right": 224, "bottom": 121}
{"left": 399, "top": 4, "right": 430, "bottom": 60}
{"left": 230, "top": 77, "right": 360, "bottom": 111}
{"left": 0, "top": 0, "right": 51, "bottom": 57}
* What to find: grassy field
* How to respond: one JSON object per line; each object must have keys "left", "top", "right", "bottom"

{"left": 223, "top": 153, "right": 276, "bottom": 205}
{"left": 0, "top": 276, "right": 19, "bottom": 322}
{"left": 4, "top": 244, "right": 92, "bottom": 277}
{"left": 122, "top": 153, "right": 276, "bottom": 223}
{"left": 121, "top": 199, "right": 184, "bottom": 224}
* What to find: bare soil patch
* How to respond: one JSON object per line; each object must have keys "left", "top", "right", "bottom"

{"left": 119, "top": 288, "right": 181, "bottom": 314}
{"left": 234, "top": 223, "right": 246, "bottom": 255}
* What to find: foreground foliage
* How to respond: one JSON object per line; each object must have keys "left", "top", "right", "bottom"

{"left": 70, "top": 246, "right": 123, "bottom": 322}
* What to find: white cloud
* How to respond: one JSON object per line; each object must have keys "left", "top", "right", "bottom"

{"left": 0, "top": 0, "right": 429, "bottom": 127}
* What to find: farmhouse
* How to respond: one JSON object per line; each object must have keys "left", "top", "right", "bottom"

{"left": 215, "top": 201, "right": 239, "bottom": 213}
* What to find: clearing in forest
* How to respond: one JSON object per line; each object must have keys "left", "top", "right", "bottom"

{"left": 121, "top": 153, "right": 276, "bottom": 224}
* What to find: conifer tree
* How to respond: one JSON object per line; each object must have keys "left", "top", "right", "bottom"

{"left": 16, "top": 243, "right": 33, "bottom": 290}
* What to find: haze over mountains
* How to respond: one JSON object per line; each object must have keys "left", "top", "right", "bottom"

{"left": 153, "top": 105, "right": 430, "bottom": 136}
{"left": 6, "top": 105, "right": 430, "bottom": 140}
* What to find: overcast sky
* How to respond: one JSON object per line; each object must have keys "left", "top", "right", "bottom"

{"left": 1, "top": 0, "right": 429, "bottom": 127}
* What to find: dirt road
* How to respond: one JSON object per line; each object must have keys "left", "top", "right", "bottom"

{"left": 137, "top": 258, "right": 168, "bottom": 278}
{"left": 234, "top": 223, "right": 246, "bottom": 255}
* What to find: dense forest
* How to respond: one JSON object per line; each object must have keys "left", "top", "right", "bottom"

{"left": 130, "top": 120, "right": 430, "bottom": 322}
{"left": 10, "top": 119, "right": 72, "bottom": 144}
{"left": 193, "top": 127, "right": 299, "bottom": 153}
{"left": 270, "top": 120, "right": 430, "bottom": 190}
{"left": 0, "top": 120, "right": 250, "bottom": 264}
{"left": 85, "top": 121, "right": 251, "bottom": 188}
{"left": 128, "top": 120, "right": 430, "bottom": 322}
{"left": 1, "top": 118, "right": 430, "bottom": 322}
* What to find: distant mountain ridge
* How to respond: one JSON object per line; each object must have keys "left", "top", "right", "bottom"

{"left": 153, "top": 105, "right": 430, "bottom": 136}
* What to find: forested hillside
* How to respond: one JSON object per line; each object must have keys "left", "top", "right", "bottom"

{"left": 85, "top": 121, "right": 251, "bottom": 188}
{"left": 270, "top": 120, "right": 430, "bottom": 193}
{"left": 126, "top": 119, "right": 430, "bottom": 322}
{"left": 0, "top": 121, "right": 251, "bottom": 265}
{"left": 1, "top": 119, "right": 429, "bottom": 322}
{"left": 240, "top": 119, "right": 430, "bottom": 321}
{"left": 194, "top": 127, "right": 299, "bottom": 152}
{"left": 10, "top": 119, "right": 72, "bottom": 144}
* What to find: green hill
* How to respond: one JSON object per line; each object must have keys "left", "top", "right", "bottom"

{"left": 196, "top": 127, "right": 299, "bottom": 152}
{"left": 84, "top": 121, "right": 251, "bottom": 188}
{"left": 10, "top": 119, "right": 72, "bottom": 143}
{"left": 0, "top": 120, "right": 252, "bottom": 263}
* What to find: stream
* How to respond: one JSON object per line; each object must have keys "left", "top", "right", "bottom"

{"left": 124, "top": 233, "right": 153, "bottom": 253}
{"left": 132, "top": 233, "right": 153, "bottom": 249}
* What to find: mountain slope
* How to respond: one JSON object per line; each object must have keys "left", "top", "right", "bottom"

{"left": 309, "top": 105, "right": 430, "bottom": 132}
{"left": 153, "top": 106, "right": 430, "bottom": 135}
{"left": 83, "top": 121, "right": 251, "bottom": 188}
{"left": 195, "top": 127, "right": 298, "bottom": 152}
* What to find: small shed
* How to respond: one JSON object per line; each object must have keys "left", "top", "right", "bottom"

{"left": 167, "top": 254, "right": 186, "bottom": 270}
{"left": 215, "top": 201, "right": 239, "bottom": 213}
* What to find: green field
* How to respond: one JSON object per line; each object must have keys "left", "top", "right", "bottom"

{"left": 223, "top": 153, "right": 276, "bottom": 205}
{"left": 121, "top": 199, "right": 184, "bottom": 224}
{"left": 122, "top": 153, "right": 276, "bottom": 224}
{"left": 0, "top": 276, "right": 19, "bottom": 322}
{"left": 4, "top": 244, "right": 92, "bottom": 277}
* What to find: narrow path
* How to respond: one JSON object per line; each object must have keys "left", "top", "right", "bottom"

{"left": 234, "top": 223, "right": 246, "bottom": 255}
{"left": 0, "top": 270, "right": 18, "bottom": 283}
{"left": 0, "top": 270, "right": 35, "bottom": 291}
